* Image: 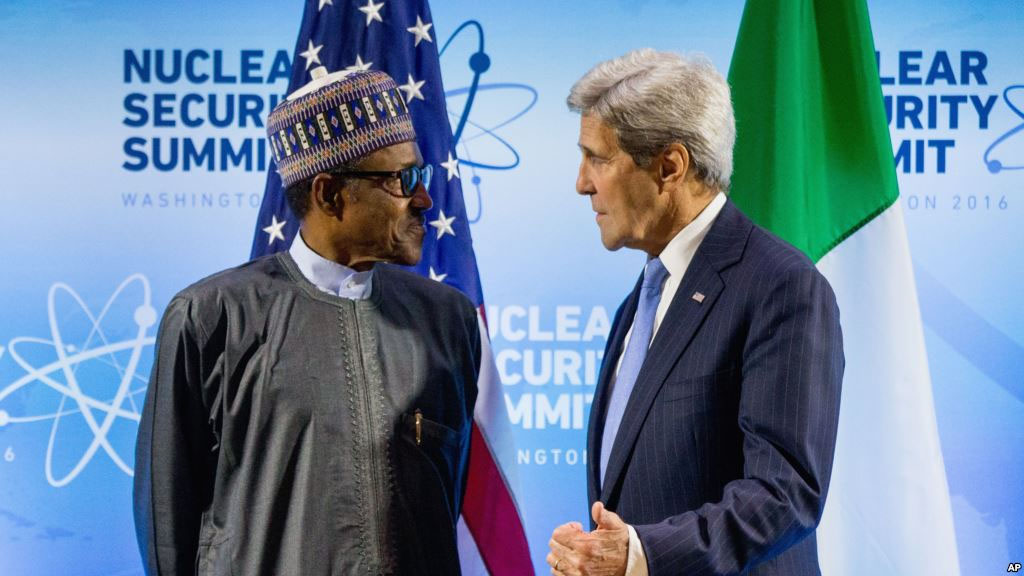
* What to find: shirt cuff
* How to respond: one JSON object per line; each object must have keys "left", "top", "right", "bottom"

{"left": 625, "top": 525, "right": 649, "bottom": 576}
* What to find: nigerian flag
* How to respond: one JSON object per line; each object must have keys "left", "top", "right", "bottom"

{"left": 728, "top": 0, "right": 959, "bottom": 574}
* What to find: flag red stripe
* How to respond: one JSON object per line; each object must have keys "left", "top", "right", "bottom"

{"left": 463, "top": 423, "right": 532, "bottom": 575}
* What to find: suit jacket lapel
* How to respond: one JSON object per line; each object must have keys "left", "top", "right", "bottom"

{"left": 599, "top": 200, "right": 752, "bottom": 505}
{"left": 588, "top": 274, "right": 641, "bottom": 504}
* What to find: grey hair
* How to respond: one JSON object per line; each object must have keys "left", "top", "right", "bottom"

{"left": 567, "top": 49, "right": 735, "bottom": 190}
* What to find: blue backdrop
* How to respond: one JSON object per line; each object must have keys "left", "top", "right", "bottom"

{"left": 1, "top": 1, "right": 1021, "bottom": 574}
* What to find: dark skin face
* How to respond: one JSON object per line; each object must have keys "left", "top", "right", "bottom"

{"left": 299, "top": 141, "right": 432, "bottom": 271}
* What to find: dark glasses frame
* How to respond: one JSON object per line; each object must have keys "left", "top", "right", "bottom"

{"left": 333, "top": 164, "right": 433, "bottom": 198}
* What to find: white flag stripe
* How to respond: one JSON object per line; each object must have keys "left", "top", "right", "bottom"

{"left": 474, "top": 312, "right": 522, "bottom": 492}
{"left": 816, "top": 202, "right": 959, "bottom": 575}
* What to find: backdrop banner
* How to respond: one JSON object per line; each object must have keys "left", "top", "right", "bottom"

{"left": 0, "top": 1, "right": 1020, "bottom": 574}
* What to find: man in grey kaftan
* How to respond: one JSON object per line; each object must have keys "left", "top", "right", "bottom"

{"left": 134, "top": 68, "right": 479, "bottom": 576}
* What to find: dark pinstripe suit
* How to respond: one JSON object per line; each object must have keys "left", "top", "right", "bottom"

{"left": 588, "top": 200, "right": 844, "bottom": 575}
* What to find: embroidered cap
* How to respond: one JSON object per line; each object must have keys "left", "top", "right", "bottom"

{"left": 267, "top": 66, "right": 417, "bottom": 188}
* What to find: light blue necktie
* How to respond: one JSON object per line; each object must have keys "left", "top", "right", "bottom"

{"left": 600, "top": 257, "right": 669, "bottom": 486}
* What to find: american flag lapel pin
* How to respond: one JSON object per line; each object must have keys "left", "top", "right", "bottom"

{"left": 692, "top": 292, "right": 706, "bottom": 303}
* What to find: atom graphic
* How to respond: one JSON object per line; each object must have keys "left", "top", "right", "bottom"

{"left": 0, "top": 274, "right": 155, "bottom": 487}
{"left": 984, "top": 84, "right": 1024, "bottom": 173}
{"left": 440, "top": 20, "right": 538, "bottom": 223}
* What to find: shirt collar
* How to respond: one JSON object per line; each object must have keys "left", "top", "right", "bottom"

{"left": 288, "top": 231, "right": 374, "bottom": 299}
{"left": 657, "top": 192, "right": 727, "bottom": 279}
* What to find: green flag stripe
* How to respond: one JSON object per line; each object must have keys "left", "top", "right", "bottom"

{"left": 727, "top": 0, "right": 899, "bottom": 262}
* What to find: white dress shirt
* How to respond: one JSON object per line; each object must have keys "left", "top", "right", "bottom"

{"left": 617, "top": 192, "right": 727, "bottom": 576}
{"left": 289, "top": 231, "right": 374, "bottom": 299}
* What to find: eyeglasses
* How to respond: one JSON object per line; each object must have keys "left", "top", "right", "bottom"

{"left": 334, "top": 164, "right": 433, "bottom": 198}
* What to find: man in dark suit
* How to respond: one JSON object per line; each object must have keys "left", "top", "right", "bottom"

{"left": 547, "top": 49, "right": 844, "bottom": 576}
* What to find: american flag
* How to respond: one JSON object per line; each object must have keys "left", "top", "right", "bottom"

{"left": 249, "top": 1, "right": 531, "bottom": 574}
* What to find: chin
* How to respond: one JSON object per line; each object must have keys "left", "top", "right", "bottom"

{"left": 599, "top": 232, "right": 626, "bottom": 252}
{"left": 395, "top": 246, "right": 423, "bottom": 266}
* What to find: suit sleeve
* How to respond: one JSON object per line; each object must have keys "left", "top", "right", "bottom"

{"left": 133, "top": 296, "right": 218, "bottom": 576}
{"left": 634, "top": 265, "right": 844, "bottom": 575}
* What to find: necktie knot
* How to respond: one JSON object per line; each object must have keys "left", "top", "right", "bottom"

{"left": 642, "top": 258, "right": 668, "bottom": 293}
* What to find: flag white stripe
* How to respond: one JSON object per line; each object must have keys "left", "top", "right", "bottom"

{"left": 475, "top": 312, "right": 521, "bottom": 488}
{"left": 816, "top": 202, "right": 959, "bottom": 575}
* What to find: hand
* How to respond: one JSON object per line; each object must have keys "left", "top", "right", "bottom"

{"left": 546, "top": 502, "right": 629, "bottom": 576}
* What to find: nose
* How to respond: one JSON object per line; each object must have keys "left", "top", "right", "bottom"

{"left": 576, "top": 160, "right": 593, "bottom": 196}
{"left": 409, "top": 182, "right": 433, "bottom": 211}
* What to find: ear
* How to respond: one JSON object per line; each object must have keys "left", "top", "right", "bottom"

{"left": 311, "top": 173, "right": 344, "bottom": 217}
{"left": 657, "top": 143, "right": 690, "bottom": 185}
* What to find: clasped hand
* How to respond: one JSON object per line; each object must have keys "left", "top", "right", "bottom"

{"left": 546, "top": 502, "right": 629, "bottom": 576}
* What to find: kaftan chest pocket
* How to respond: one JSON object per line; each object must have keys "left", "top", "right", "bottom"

{"left": 403, "top": 411, "right": 459, "bottom": 444}
{"left": 392, "top": 412, "right": 463, "bottom": 574}
{"left": 658, "top": 367, "right": 738, "bottom": 403}
{"left": 399, "top": 411, "right": 461, "bottom": 488}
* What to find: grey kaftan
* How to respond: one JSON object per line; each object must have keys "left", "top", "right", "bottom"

{"left": 133, "top": 252, "right": 480, "bottom": 575}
